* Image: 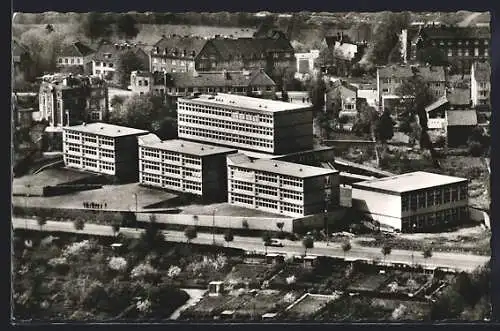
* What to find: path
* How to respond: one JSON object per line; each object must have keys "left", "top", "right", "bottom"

{"left": 13, "top": 218, "right": 489, "bottom": 273}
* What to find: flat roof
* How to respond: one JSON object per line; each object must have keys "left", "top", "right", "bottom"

{"left": 352, "top": 171, "right": 468, "bottom": 194}
{"left": 140, "top": 139, "right": 237, "bottom": 157}
{"left": 230, "top": 158, "right": 337, "bottom": 178}
{"left": 64, "top": 122, "right": 149, "bottom": 138}
{"left": 179, "top": 93, "right": 311, "bottom": 113}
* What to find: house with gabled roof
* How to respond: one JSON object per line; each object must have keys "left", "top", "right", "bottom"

{"left": 57, "top": 41, "right": 95, "bottom": 73}
{"left": 470, "top": 61, "right": 490, "bottom": 110}
{"left": 194, "top": 30, "right": 295, "bottom": 77}
{"left": 150, "top": 34, "right": 207, "bottom": 73}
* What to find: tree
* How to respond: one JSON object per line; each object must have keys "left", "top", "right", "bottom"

{"left": 242, "top": 219, "right": 249, "bottom": 229}
{"left": 276, "top": 222, "right": 285, "bottom": 232}
{"left": 139, "top": 214, "right": 164, "bottom": 253}
{"left": 416, "top": 47, "right": 448, "bottom": 67}
{"left": 371, "top": 12, "right": 411, "bottom": 65}
{"left": 381, "top": 244, "right": 392, "bottom": 262}
{"left": 115, "top": 50, "right": 147, "bottom": 88}
{"left": 396, "top": 73, "right": 439, "bottom": 166}
{"left": 184, "top": 226, "right": 197, "bottom": 243}
{"left": 338, "top": 115, "right": 350, "bottom": 130}
{"left": 116, "top": 14, "right": 139, "bottom": 39}
{"left": 74, "top": 218, "right": 85, "bottom": 231}
{"left": 374, "top": 111, "right": 394, "bottom": 143}
{"left": 262, "top": 231, "right": 272, "bottom": 254}
{"left": 352, "top": 102, "right": 378, "bottom": 137}
{"left": 342, "top": 241, "right": 352, "bottom": 259}
{"left": 422, "top": 246, "right": 433, "bottom": 260}
{"left": 302, "top": 236, "right": 314, "bottom": 256}
{"left": 309, "top": 74, "right": 327, "bottom": 112}
{"left": 81, "top": 12, "right": 113, "bottom": 41}
{"left": 223, "top": 229, "right": 234, "bottom": 244}
{"left": 111, "top": 217, "right": 121, "bottom": 237}
{"left": 109, "top": 93, "right": 177, "bottom": 139}
{"left": 37, "top": 215, "right": 47, "bottom": 232}
{"left": 45, "top": 24, "right": 54, "bottom": 33}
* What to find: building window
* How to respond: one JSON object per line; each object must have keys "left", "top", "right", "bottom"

{"left": 474, "top": 48, "right": 479, "bottom": 56}
{"left": 464, "top": 49, "right": 469, "bottom": 56}
{"left": 451, "top": 187, "right": 459, "bottom": 201}
{"left": 65, "top": 58, "right": 68, "bottom": 64}
{"left": 402, "top": 195, "right": 409, "bottom": 211}
{"left": 447, "top": 49, "right": 452, "bottom": 56}
{"left": 410, "top": 194, "right": 417, "bottom": 210}
{"left": 459, "top": 184, "right": 468, "bottom": 200}
{"left": 427, "top": 190, "right": 435, "bottom": 207}
{"left": 58, "top": 58, "right": 63, "bottom": 63}
{"left": 109, "top": 63, "right": 114, "bottom": 68}
{"left": 443, "top": 187, "right": 451, "bottom": 203}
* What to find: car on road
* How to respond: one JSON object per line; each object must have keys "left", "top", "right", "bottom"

{"left": 265, "top": 239, "right": 284, "bottom": 247}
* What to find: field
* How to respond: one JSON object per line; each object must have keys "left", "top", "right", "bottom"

{"left": 233, "top": 290, "right": 295, "bottom": 318}
{"left": 347, "top": 273, "right": 391, "bottom": 292}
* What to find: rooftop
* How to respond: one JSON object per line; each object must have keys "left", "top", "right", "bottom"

{"left": 139, "top": 137, "right": 237, "bottom": 157}
{"left": 446, "top": 110, "right": 478, "bottom": 126}
{"left": 228, "top": 154, "right": 337, "bottom": 178}
{"left": 64, "top": 122, "right": 149, "bottom": 138}
{"left": 447, "top": 88, "right": 471, "bottom": 106}
{"left": 59, "top": 41, "right": 95, "bottom": 57}
{"left": 92, "top": 42, "right": 147, "bottom": 62}
{"left": 166, "top": 69, "right": 276, "bottom": 88}
{"left": 352, "top": 171, "right": 467, "bottom": 194}
{"left": 180, "top": 93, "right": 311, "bottom": 113}
{"left": 425, "top": 95, "right": 448, "bottom": 113}
{"left": 378, "top": 65, "right": 445, "bottom": 81}
{"left": 151, "top": 35, "right": 206, "bottom": 58}
{"left": 416, "top": 26, "right": 490, "bottom": 40}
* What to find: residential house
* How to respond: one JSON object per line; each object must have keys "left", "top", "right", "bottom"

{"left": 195, "top": 30, "right": 296, "bottom": 77}
{"left": 401, "top": 26, "right": 490, "bottom": 74}
{"left": 321, "top": 33, "right": 367, "bottom": 77}
{"left": 325, "top": 80, "right": 359, "bottom": 118}
{"left": 294, "top": 50, "right": 320, "bottom": 79}
{"left": 352, "top": 171, "right": 469, "bottom": 232}
{"left": 377, "top": 65, "right": 446, "bottom": 112}
{"left": 91, "top": 42, "right": 149, "bottom": 84}
{"left": 130, "top": 69, "right": 277, "bottom": 101}
{"left": 57, "top": 41, "right": 95, "bottom": 74}
{"left": 38, "top": 73, "right": 109, "bottom": 132}
{"left": 12, "top": 39, "right": 32, "bottom": 82}
{"left": 149, "top": 35, "right": 207, "bottom": 73}
{"left": 446, "top": 110, "right": 478, "bottom": 147}
{"left": 424, "top": 95, "right": 448, "bottom": 131}
{"left": 470, "top": 61, "right": 490, "bottom": 110}
{"left": 12, "top": 92, "right": 38, "bottom": 129}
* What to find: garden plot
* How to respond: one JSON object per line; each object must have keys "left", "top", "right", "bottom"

{"left": 284, "top": 293, "right": 340, "bottom": 320}
{"left": 381, "top": 271, "right": 431, "bottom": 296}
{"left": 225, "top": 263, "right": 281, "bottom": 286}
{"left": 347, "top": 273, "right": 392, "bottom": 293}
{"left": 269, "top": 263, "right": 314, "bottom": 288}
{"left": 181, "top": 295, "right": 234, "bottom": 319}
{"left": 233, "top": 290, "right": 298, "bottom": 319}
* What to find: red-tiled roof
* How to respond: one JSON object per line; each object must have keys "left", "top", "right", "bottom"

{"left": 447, "top": 88, "right": 471, "bottom": 106}
{"left": 166, "top": 69, "right": 276, "bottom": 88}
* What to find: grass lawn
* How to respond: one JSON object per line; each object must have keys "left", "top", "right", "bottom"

{"left": 347, "top": 273, "right": 391, "bottom": 292}
{"left": 234, "top": 290, "right": 292, "bottom": 318}
{"left": 225, "top": 263, "right": 280, "bottom": 284}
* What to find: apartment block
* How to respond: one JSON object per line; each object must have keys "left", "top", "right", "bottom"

{"left": 138, "top": 135, "right": 237, "bottom": 200}
{"left": 352, "top": 171, "right": 469, "bottom": 232}
{"left": 63, "top": 123, "right": 148, "bottom": 181}
{"left": 150, "top": 35, "right": 206, "bottom": 73}
{"left": 177, "top": 93, "right": 313, "bottom": 155}
{"left": 227, "top": 153, "right": 340, "bottom": 218}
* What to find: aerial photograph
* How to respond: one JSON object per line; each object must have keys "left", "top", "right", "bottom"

{"left": 11, "top": 10, "right": 491, "bottom": 322}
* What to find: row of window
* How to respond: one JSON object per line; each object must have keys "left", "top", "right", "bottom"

{"left": 229, "top": 192, "right": 305, "bottom": 215}
{"left": 140, "top": 173, "right": 202, "bottom": 191}
{"left": 178, "top": 103, "right": 274, "bottom": 123}
{"left": 94, "top": 61, "right": 114, "bottom": 68}
{"left": 179, "top": 126, "right": 274, "bottom": 149}
{"left": 447, "top": 48, "right": 489, "bottom": 57}
{"left": 401, "top": 185, "right": 467, "bottom": 211}
{"left": 230, "top": 193, "right": 254, "bottom": 205}
{"left": 231, "top": 181, "right": 253, "bottom": 192}
{"left": 431, "top": 40, "right": 488, "bottom": 46}
{"left": 178, "top": 114, "right": 273, "bottom": 136}
{"left": 152, "top": 57, "right": 193, "bottom": 65}
{"left": 58, "top": 57, "right": 83, "bottom": 65}
{"left": 401, "top": 207, "right": 467, "bottom": 231}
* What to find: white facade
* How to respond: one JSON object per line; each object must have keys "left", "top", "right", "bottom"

{"left": 470, "top": 63, "right": 491, "bottom": 107}
{"left": 92, "top": 60, "right": 116, "bottom": 79}
{"left": 57, "top": 56, "right": 85, "bottom": 67}
{"left": 295, "top": 50, "right": 320, "bottom": 74}
{"left": 352, "top": 188, "right": 403, "bottom": 230}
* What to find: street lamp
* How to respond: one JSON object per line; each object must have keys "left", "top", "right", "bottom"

{"left": 212, "top": 208, "right": 217, "bottom": 245}
{"left": 324, "top": 205, "right": 329, "bottom": 246}
{"left": 133, "top": 193, "right": 138, "bottom": 231}
{"left": 411, "top": 222, "right": 417, "bottom": 279}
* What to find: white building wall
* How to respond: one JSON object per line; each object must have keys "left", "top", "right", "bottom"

{"left": 352, "top": 188, "right": 402, "bottom": 229}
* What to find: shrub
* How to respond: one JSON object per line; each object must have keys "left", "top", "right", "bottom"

{"left": 286, "top": 275, "right": 297, "bottom": 285}
{"left": 130, "top": 262, "right": 158, "bottom": 280}
{"left": 167, "top": 265, "right": 181, "bottom": 279}
{"left": 108, "top": 257, "right": 128, "bottom": 272}
{"left": 48, "top": 257, "right": 69, "bottom": 275}
{"left": 62, "top": 240, "right": 92, "bottom": 258}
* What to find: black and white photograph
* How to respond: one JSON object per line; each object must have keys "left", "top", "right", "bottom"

{"left": 11, "top": 10, "right": 492, "bottom": 322}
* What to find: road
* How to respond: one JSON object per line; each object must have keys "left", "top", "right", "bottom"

{"left": 458, "top": 12, "right": 482, "bottom": 27}
{"left": 13, "top": 218, "right": 489, "bottom": 273}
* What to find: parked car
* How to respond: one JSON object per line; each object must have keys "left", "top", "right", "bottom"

{"left": 265, "top": 239, "right": 284, "bottom": 247}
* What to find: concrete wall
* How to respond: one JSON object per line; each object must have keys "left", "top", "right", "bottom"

{"left": 352, "top": 188, "right": 402, "bottom": 228}
{"left": 136, "top": 212, "right": 295, "bottom": 232}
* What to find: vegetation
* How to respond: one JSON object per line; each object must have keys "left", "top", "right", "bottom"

{"left": 352, "top": 102, "right": 378, "bottom": 138}
{"left": 302, "top": 236, "right": 314, "bottom": 256}
{"left": 37, "top": 215, "right": 47, "bottom": 232}
{"left": 262, "top": 231, "right": 272, "bottom": 254}
{"left": 116, "top": 14, "right": 139, "bottom": 39}
{"left": 111, "top": 218, "right": 121, "bottom": 237}
{"left": 341, "top": 241, "right": 352, "bottom": 259}
{"left": 370, "top": 12, "right": 411, "bottom": 65}
{"left": 381, "top": 244, "right": 392, "bottom": 262}
{"left": 374, "top": 111, "right": 394, "bottom": 143}
{"left": 73, "top": 218, "right": 85, "bottom": 231}
{"left": 422, "top": 247, "right": 433, "bottom": 260}
{"left": 109, "top": 93, "right": 177, "bottom": 140}
{"left": 223, "top": 229, "right": 234, "bottom": 244}
{"left": 80, "top": 12, "right": 113, "bottom": 41}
